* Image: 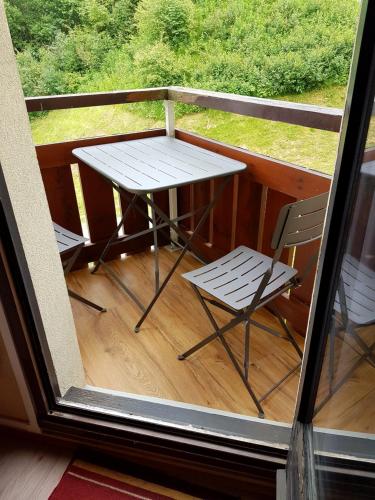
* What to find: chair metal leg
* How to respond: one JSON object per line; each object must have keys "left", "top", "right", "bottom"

{"left": 181, "top": 285, "right": 308, "bottom": 414}
{"left": 68, "top": 289, "right": 106, "bottom": 312}
{"left": 244, "top": 320, "right": 250, "bottom": 380}
{"left": 271, "top": 307, "right": 303, "bottom": 358}
{"left": 347, "top": 321, "right": 375, "bottom": 366}
{"left": 179, "top": 284, "right": 265, "bottom": 418}
{"left": 178, "top": 298, "right": 248, "bottom": 359}
{"left": 62, "top": 246, "right": 82, "bottom": 275}
{"left": 218, "top": 328, "right": 265, "bottom": 418}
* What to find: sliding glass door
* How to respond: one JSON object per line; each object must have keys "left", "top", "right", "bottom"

{"left": 286, "top": 1, "right": 375, "bottom": 497}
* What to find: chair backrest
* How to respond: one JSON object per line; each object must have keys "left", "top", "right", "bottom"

{"left": 271, "top": 192, "right": 329, "bottom": 251}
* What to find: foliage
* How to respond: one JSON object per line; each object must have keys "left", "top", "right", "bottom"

{"left": 79, "top": 0, "right": 139, "bottom": 43}
{"left": 134, "top": 0, "right": 193, "bottom": 47}
{"left": 5, "top": 0, "right": 82, "bottom": 52}
{"left": 7, "top": 0, "right": 359, "bottom": 118}
{"left": 133, "top": 42, "right": 185, "bottom": 87}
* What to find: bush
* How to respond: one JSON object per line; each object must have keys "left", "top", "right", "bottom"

{"left": 16, "top": 28, "right": 113, "bottom": 96}
{"left": 134, "top": 0, "right": 193, "bottom": 48}
{"left": 133, "top": 42, "right": 185, "bottom": 87}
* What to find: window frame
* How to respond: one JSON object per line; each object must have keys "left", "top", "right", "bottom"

{"left": 1, "top": 3, "right": 375, "bottom": 493}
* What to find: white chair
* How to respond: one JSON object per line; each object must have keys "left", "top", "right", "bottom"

{"left": 54, "top": 223, "right": 106, "bottom": 313}
{"left": 179, "top": 192, "right": 329, "bottom": 418}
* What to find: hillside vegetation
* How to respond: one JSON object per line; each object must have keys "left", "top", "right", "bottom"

{"left": 7, "top": 0, "right": 358, "bottom": 116}
{"left": 6, "top": 0, "right": 359, "bottom": 174}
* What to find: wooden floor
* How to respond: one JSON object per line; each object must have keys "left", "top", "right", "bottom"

{"left": 68, "top": 248, "right": 303, "bottom": 422}
{"left": 313, "top": 324, "right": 375, "bottom": 433}
{"left": 66, "top": 247, "right": 375, "bottom": 431}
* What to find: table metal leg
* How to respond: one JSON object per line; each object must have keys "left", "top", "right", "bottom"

{"left": 119, "top": 188, "right": 210, "bottom": 266}
{"left": 134, "top": 176, "right": 231, "bottom": 332}
{"left": 150, "top": 193, "right": 160, "bottom": 293}
{"left": 92, "top": 193, "right": 138, "bottom": 274}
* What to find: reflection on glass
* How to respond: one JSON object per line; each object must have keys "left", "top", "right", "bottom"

{"left": 314, "top": 128, "right": 375, "bottom": 435}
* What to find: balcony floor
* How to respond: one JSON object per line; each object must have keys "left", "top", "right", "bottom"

{"left": 67, "top": 247, "right": 303, "bottom": 422}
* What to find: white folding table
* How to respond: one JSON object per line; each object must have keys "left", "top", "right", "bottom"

{"left": 73, "top": 135, "right": 246, "bottom": 331}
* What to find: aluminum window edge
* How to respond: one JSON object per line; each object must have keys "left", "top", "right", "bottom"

{"left": 59, "top": 385, "right": 291, "bottom": 451}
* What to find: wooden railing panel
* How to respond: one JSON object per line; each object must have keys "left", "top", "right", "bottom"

{"left": 78, "top": 161, "right": 117, "bottom": 243}
{"left": 153, "top": 190, "right": 171, "bottom": 246}
{"left": 177, "top": 185, "right": 192, "bottom": 232}
{"left": 120, "top": 195, "right": 152, "bottom": 253}
{"left": 41, "top": 165, "right": 82, "bottom": 236}
{"left": 192, "top": 181, "right": 211, "bottom": 241}
{"left": 234, "top": 173, "right": 263, "bottom": 251}
{"left": 212, "top": 177, "right": 235, "bottom": 254}
{"left": 261, "top": 189, "right": 295, "bottom": 263}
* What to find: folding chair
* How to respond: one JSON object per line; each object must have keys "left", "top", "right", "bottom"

{"left": 179, "top": 192, "right": 329, "bottom": 418}
{"left": 54, "top": 223, "right": 106, "bottom": 313}
{"left": 314, "top": 254, "right": 375, "bottom": 415}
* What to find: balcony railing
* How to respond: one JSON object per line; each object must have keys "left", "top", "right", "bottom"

{"left": 26, "top": 86, "right": 338, "bottom": 334}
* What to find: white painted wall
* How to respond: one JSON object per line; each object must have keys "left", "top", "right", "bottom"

{"left": 0, "top": 0, "right": 85, "bottom": 395}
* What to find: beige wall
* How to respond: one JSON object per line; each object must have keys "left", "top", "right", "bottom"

{"left": 0, "top": 0, "right": 85, "bottom": 395}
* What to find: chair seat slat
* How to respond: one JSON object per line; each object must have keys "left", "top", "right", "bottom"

{"left": 53, "top": 222, "right": 86, "bottom": 253}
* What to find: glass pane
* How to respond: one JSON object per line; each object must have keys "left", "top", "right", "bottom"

{"left": 313, "top": 121, "right": 375, "bottom": 434}
{"left": 310, "top": 88, "right": 375, "bottom": 500}
{"left": 310, "top": 90, "right": 375, "bottom": 498}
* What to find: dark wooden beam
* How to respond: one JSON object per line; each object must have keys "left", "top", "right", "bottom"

{"left": 26, "top": 86, "right": 343, "bottom": 132}
{"left": 168, "top": 87, "right": 343, "bottom": 132}
{"left": 26, "top": 88, "right": 168, "bottom": 112}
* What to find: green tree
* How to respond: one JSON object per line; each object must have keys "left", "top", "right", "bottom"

{"left": 5, "top": 0, "right": 82, "bottom": 51}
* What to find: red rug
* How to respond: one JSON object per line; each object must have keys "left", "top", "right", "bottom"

{"left": 50, "top": 464, "right": 174, "bottom": 500}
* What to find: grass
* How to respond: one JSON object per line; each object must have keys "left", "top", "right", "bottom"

{"left": 30, "top": 85, "right": 347, "bottom": 175}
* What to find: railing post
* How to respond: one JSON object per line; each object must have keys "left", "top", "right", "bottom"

{"left": 164, "top": 100, "right": 178, "bottom": 245}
